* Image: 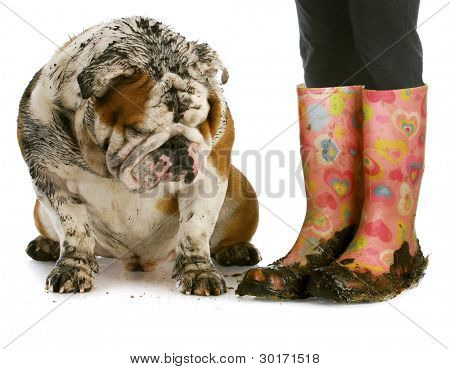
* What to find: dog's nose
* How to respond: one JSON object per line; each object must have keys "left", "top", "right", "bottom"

{"left": 158, "top": 136, "right": 192, "bottom": 172}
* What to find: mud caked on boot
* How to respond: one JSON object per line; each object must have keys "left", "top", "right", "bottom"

{"left": 307, "top": 86, "right": 429, "bottom": 303}
{"left": 236, "top": 85, "right": 364, "bottom": 299}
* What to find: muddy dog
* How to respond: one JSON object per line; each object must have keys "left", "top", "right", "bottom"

{"left": 18, "top": 17, "right": 260, "bottom": 295}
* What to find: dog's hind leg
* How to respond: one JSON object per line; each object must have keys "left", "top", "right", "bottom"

{"left": 211, "top": 166, "right": 260, "bottom": 266}
{"left": 26, "top": 199, "right": 60, "bottom": 261}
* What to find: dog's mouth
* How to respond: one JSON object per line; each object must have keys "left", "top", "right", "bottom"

{"left": 116, "top": 135, "right": 199, "bottom": 192}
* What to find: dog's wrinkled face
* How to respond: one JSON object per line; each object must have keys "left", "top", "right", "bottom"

{"left": 131, "top": 136, "right": 200, "bottom": 191}
{"left": 90, "top": 71, "right": 211, "bottom": 192}
{"left": 75, "top": 18, "right": 227, "bottom": 192}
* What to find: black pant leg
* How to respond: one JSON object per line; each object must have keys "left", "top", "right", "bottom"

{"left": 295, "top": 0, "right": 374, "bottom": 87}
{"left": 348, "top": 0, "right": 424, "bottom": 90}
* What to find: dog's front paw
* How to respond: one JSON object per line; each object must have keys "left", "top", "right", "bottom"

{"left": 176, "top": 269, "right": 227, "bottom": 296}
{"left": 46, "top": 265, "right": 94, "bottom": 293}
{"left": 173, "top": 256, "right": 226, "bottom": 296}
{"left": 46, "top": 256, "right": 98, "bottom": 293}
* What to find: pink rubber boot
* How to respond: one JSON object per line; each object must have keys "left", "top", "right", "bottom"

{"left": 237, "top": 85, "right": 363, "bottom": 299}
{"left": 307, "top": 85, "right": 428, "bottom": 302}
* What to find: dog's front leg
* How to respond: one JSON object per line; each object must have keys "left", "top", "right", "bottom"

{"left": 42, "top": 190, "right": 98, "bottom": 293}
{"left": 173, "top": 177, "right": 228, "bottom": 296}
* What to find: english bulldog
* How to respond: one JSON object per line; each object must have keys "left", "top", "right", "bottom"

{"left": 18, "top": 17, "right": 260, "bottom": 296}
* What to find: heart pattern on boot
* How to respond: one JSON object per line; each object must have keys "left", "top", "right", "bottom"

{"left": 375, "top": 139, "right": 407, "bottom": 164}
{"left": 365, "top": 220, "right": 392, "bottom": 242}
{"left": 392, "top": 109, "right": 420, "bottom": 138}
{"left": 389, "top": 169, "right": 404, "bottom": 182}
{"left": 324, "top": 168, "right": 354, "bottom": 199}
{"left": 364, "top": 154, "right": 383, "bottom": 178}
{"left": 398, "top": 182, "right": 413, "bottom": 216}
{"left": 304, "top": 208, "right": 332, "bottom": 237}
{"left": 406, "top": 155, "right": 423, "bottom": 185}
{"left": 371, "top": 184, "right": 395, "bottom": 205}
{"left": 366, "top": 90, "right": 396, "bottom": 104}
{"left": 316, "top": 192, "right": 338, "bottom": 210}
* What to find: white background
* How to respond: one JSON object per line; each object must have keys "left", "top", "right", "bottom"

{"left": 0, "top": 0, "right": 449, "bottom": 367}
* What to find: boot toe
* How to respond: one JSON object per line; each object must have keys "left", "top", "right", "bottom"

{"left": 306, "top": 259, "right": 419, "bottom": 303}
{"left": 236, "top": 266, "right": 308, "bottom": 299}
{"left": 306, "top": 263, "right": 364, "bottom": 303}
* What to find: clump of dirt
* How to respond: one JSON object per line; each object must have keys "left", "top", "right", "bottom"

{"left": 307, "top": 241, "right": 428, "bottom": 303}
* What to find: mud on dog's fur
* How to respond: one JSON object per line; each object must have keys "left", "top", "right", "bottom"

{"left": 18, "top": 17, "right": 260, "bottom": 295}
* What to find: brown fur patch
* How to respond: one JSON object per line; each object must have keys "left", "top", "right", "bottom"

{"left": 198, "top": 120, "right": 211, "bottom": 143}
{"left": 33, "top": 199, "right": 48, "bottom": 238}
{"left": 94, "top": 72, "right": 154, "bottom": 129}
{"left": 204, "top": 91, "right": 223, "bottom": 138}
{"left": 198, "top": 91, "right": 235, "bottom": 178}
{"left": 198, "top": 91, "right": 220, "bottom": 143}
{"left": 214, "top": 166, "right": 258, "bottom": 248}
{"left": 156, "top": 195, "right": 179, "bottom": 215}
{"left": 141, "top": 260, "right": 158, "bottom": 272}
{"left": 208, "top": 110, "right": 235, "bottom": 178}
{"left": 122, "top": 257, "right": 143, "bottom": 272}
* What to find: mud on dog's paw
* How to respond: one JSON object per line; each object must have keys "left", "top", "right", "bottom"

{"left": 176, "top": 269, "right": 226, "bottom": 296}
{"left": 173, "top": 255, "right": 226, "bottom": 296}
{"left": 26, "top": 236, "right": 60, "bottom": 261}
{"left": 212, "top": 242, "right": 261, "bottom": 266}
{"left": 46, "top": 256, "right": 98, "bottom": 293}
{"left": 46, "top": 265, "right": 94, "bottom": 293}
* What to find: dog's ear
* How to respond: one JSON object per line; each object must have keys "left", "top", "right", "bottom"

{"left": 77, "top": 56, "right": 136, "bottom": 99}
{"left": 195, "top": 43, "right": 229, "bottom": 85}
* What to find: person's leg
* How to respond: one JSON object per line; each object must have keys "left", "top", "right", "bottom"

{"left": 348, "top": 0, "right": 423, "bottom": 90}
{"left": 296, "top": 0, "right": 374, "bottom": 87}
{"left": 236, "top": 85, "right": 364, "bottom": 299}
{"left": 306, "top": 1, "right": 428, "bottom": 302}
{"left": 307, "top": 85, "right": 428, "bottom": 302}
{"left": 236, "top": 0, "right": 368, "bottom": 299}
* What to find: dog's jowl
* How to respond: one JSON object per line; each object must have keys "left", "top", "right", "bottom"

{"left": 18, "top": 17, "right": 260, "bottom": 295}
